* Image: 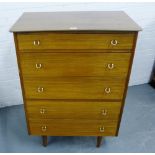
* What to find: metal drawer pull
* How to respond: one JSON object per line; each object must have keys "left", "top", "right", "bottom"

{"left": 33, "top": 40, "right": 40, "bottom": 46}
{"left": 105, "top": 87, "right": 111, "bottom": 94}
{"left": 107, "top": 63, "right": 114, "bottom": 69}
{"left": 102, "top": 109, "right": 107, "bottom": 116}
{"left": 40, "top": 108, "right": 45, "bottom": 114}
{"left": 37, "top": 87, "right": 44, "bottom": 93}
{"left": 99, "top": 126, "right": 105, "bottom": 132}
{"left": 36, "top": 63, "right": 42, "bottom": 69}
{"left": 111, "top": 40, "right": 118, "bottom": 46}
{"left": 41, "top": 126, "right": 47, "bottom": 132}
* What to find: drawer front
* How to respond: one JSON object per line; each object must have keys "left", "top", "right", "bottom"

{"left": 23, "top": 77, "right": 125, "bottom": 100}
{"left": 17, "top": 33, "right": 135, "bottom": 50}
{"left": 19, "top": 53, "right": 131, "bottom": 78}
{"left": 26, "top": 100, "right": 121, "bottom": 120}
{"left": 29, "top": 119, "right": 117, "bottom": 136}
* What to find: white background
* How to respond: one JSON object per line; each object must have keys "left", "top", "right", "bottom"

{"left": 0, "top": 2, "right": 155, "bottom": 107}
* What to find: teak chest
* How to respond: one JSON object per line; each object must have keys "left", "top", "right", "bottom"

{"left": 10, "top": 11, "right": 141, "bottom": 147}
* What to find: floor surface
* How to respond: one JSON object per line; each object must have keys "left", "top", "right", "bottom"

{"left": 0, "top": 84, "right": 155, "bottom": 152}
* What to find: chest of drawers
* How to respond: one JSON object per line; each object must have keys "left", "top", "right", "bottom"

{"left": 10, "top": 11, "right": 141, "bottom": 147}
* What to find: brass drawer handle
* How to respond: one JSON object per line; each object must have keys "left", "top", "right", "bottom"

{"left": 41, "top": 126, "right": 47, "bottom": 132}
{"left": 99, "top": 126, "right": 105, "bottom": 132}
{"left": 111, "top": 40, "right": 118, "bottom": 46}
{"left": 107, "top": 63, "right": 114, "bottom": 69}
{"left": 33, "top": 40, "right": 40, "bottom": 46}
{"left": 105, "top": 87, "right": 111, "bottom": 94}
{"left": 40, "top": 108, "right": 45, "bottom": 114}
{"left": 36, "top": 63, "right": 42, "bottom": 69}
{"left": 37, "top": 87, "right": 44, "bottom": 93}
{"left": 102, "top": 109, "right": 107, "bottom": 116}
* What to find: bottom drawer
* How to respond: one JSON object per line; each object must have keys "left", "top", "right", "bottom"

{"left": 29, "top": 119, "right": 118, "bottom": 136}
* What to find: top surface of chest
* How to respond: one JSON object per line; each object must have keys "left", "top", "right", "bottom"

{"left": 10, "top": 11, "right": 141, "bottom": 32}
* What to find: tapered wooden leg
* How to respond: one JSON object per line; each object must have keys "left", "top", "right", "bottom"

{"left": 96, "top": 136, "right": 103, "bottom": 147}
{"left": 42, "top": 136, "right": 48, "bottom": 147}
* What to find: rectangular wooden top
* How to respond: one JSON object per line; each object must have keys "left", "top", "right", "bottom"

{"left": 10, "top": 11, "right": 142, "bottom": 32}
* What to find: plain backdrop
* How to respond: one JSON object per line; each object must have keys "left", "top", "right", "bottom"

{"left": 0, "top": 2, "right": 155, "bottom": 107}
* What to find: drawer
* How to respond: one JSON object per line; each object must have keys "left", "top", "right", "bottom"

{"left": 29, "top": 119, "right": 118, "bottom": 136}
{"left": 17, "top": 33, "right": 135, "bottom": 50}
{"left": 19, "top": 52, "right": 131, "bottom": 78}
{"left": 26, "top": 100, "right": 121, "bottom": 120}
{"left": 23, "top": 77, "right": 125, "bottom": 100}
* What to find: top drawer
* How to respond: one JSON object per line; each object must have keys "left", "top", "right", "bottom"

{"left": 16, "top": 33, "right": 135, "bottom": 50}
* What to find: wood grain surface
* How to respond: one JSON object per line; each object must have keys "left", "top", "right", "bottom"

{"left": 26, "top": 100, "right": 121, "bottom": 120}
{"left": 23, "top": 77, "right": 126, "bottom": 100}
{"left": 17, "top": 33, "right": 135, "bottom": 50}
{"left": 29, "top": 119, "right": 118, "bottom": 136}
{"left": 19, "top": 52, "right": 131, "bottom": 78}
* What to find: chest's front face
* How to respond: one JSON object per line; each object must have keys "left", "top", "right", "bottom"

{"left": 14, "top": 31, "right": 137, "bottom": 135}
{"left": 11, "top": 11, "right": 141, "bottom": 147}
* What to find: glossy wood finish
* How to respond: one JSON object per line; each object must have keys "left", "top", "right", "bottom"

{"left": 19, "top": 52, "right": 131, "bottom": 78}
{"left": 12, "top": 11, "right": 140, "bottom": 147}
{"left": 17, "top": 33, "right": 135, "bottom": 50}
{"left": 29, "top": 119, "right": 117, "bottom": 136}
{"left": 26, "top": 100, "right": 121, "bottom": 120}
{"left": 23, "top": 77, "right": 126, "bottom": 100}
{"left": 13, "top": 33, "right": 31, "bottom": 134}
